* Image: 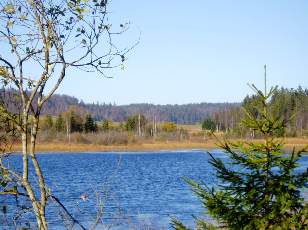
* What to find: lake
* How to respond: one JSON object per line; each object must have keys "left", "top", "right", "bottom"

{"left": 1, "top": 150, "right": 308, "bottom": 229}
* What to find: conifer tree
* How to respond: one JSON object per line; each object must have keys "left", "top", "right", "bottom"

{"left": 84, "top": 114, "right": 97, "bottom": 133}
{"left": 173, "top": 84, "right": 308, "bottom": 229}
{"left": 101, "top": 119, "right": 111, "bottom": 132}
{"left": 202, "top": 118, "right": 216, "bottom": 132}
{"left": 70, "top": 111, "right": 83, "bottom": 133}
{"left": 55, "top": 115, "right": 65, "bottom": 133}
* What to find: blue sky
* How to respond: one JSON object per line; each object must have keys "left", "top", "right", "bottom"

{"left": 57, "top": 0, "right": 308, "bottom": 105}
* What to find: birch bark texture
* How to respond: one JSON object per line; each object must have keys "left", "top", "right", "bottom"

{"left": 0, "top": 0, "right": 136, "bottom": 228}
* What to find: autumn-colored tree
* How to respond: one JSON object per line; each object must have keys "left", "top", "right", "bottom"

{"left": 0, "top": 0, "right": 135, "bottom": 228}
{"left": 161, "top": 122, "right": 177, "bottom": 132}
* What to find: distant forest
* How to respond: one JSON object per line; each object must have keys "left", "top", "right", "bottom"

{"left": 39, "top": 94, "right": 239, "bottom": 124}
{"left": 2, "top": 86, "right": 308, "bottom": 130}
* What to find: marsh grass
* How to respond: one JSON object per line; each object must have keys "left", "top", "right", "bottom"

{"left": 12, "top": 137, "right": 308, "bottom": 153}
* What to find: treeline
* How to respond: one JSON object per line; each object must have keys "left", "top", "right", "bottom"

{"left": 3, "top": 86, "right": 308, "bottom": 139}
{"left": 1, "top": 88, "right": 239, "bottom": 124}
{"left": 40, "top": 95, "right": 239, "bottom": 124}
{"left": 202, "top": 86, "right": 308, "bottom": 137}
{"left": 40, "top": 107, "right": 182, "bottom": 135}
{"left": 38, "top": 106, "right": 192, "bottom": 145}
{"left": 40, "top": 109, "right": 97, "bottom": 135}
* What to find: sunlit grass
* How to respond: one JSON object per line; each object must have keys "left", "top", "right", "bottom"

{"left": 12, "top": 137, "right": 308, "bottom": 153}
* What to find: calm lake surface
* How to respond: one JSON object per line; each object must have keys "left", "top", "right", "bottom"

{"left": 1, "top": 150, "right": 308, "bottom": 229}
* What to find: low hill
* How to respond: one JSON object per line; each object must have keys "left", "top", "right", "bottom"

{"left": 41, "top": 94, "right": 240, "bottom": 124}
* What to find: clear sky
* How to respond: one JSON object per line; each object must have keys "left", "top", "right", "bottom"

{"left": 57, "top": 0, "right": 308, "bottom": 105}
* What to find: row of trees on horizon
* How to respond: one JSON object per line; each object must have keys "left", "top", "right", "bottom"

{"left": 1, "top": 88, "right": 238, "bottom": 123}
{"left": 203, "top": 86, "right": 308, "bottom": 137}
{"left": 0, "top": 0, "right": 306, "bottom": 228}
{"left": 3, "top": 86, "right": 307, "bottom": 137}
{"left": 39, "top": 106, "right": 187, "bottom": 142}
{"left": 38, "top": 86, "right": 308, "bottom": 139}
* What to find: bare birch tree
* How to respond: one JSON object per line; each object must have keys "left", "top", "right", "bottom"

{"left": 0, "top": 0, "right": 136, "bottom": 228}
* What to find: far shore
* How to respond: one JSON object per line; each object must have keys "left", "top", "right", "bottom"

{"left": 11, "top": 138, "right": 308, "bottom": 153}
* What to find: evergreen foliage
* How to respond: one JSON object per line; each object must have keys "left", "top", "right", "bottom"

{"left": 125, "top": 114, "right": 146, "bottom": 133}
{"left": 173, "top": 84, "right": 308, "bottom": 230}
{"left": 70, "top": 111, "right": 83, "bottom": 133}
{"left": 125, "top": 115, "right": 137, "bottom": 132}
{"left": 202, "top": 118, "right": 216, "bottom": 132}
{"left": 55, "top": 115, "right": 65, "bottom": 133}
{"left": 101, "top": 119, "right": 112, "bottom": 132}
{"left": 84, "top": 114, "right": 97, "bottom": 133}
{"left": 45, "top": 115, "right": 53, "bottom": 130}
{"left": 2, "top": 87, "right": 308, "bottom": 130}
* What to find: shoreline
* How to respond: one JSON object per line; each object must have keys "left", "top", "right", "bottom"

{"left": 11, "top": 138, "right": 308, "bottom": 153}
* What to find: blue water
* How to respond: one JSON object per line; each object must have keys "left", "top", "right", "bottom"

{"left": 1, "top": 150, "right": 308, "bottom": 229}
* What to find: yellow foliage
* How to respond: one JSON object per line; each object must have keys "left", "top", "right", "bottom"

{"left": 161, "top": 122, "right": 177, "bottom": 132}
{"left": 20, "top": 15, "right": 28, "bottom": 21}
{"left": 7, "top": 20, "right": 14, "bottom": 28}
{"left": 11, "top": 36, "right": 17, "bottom": 45}
{"left": 4, "top": 4, "right": 15, "bottom": 14}
{"left": 0, "top": 67, "right": 8, "bottom": 76}
{"left": 120, "top": 63, "right": 125, "bottom": 71}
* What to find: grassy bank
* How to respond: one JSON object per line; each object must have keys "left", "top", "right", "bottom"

{"left": 12, "top": 138, "right": 308, "bottom": 153}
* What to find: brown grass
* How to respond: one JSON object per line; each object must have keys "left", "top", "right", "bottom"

{"left": 11, "top": 137, "right": 308, "bottom": 153}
